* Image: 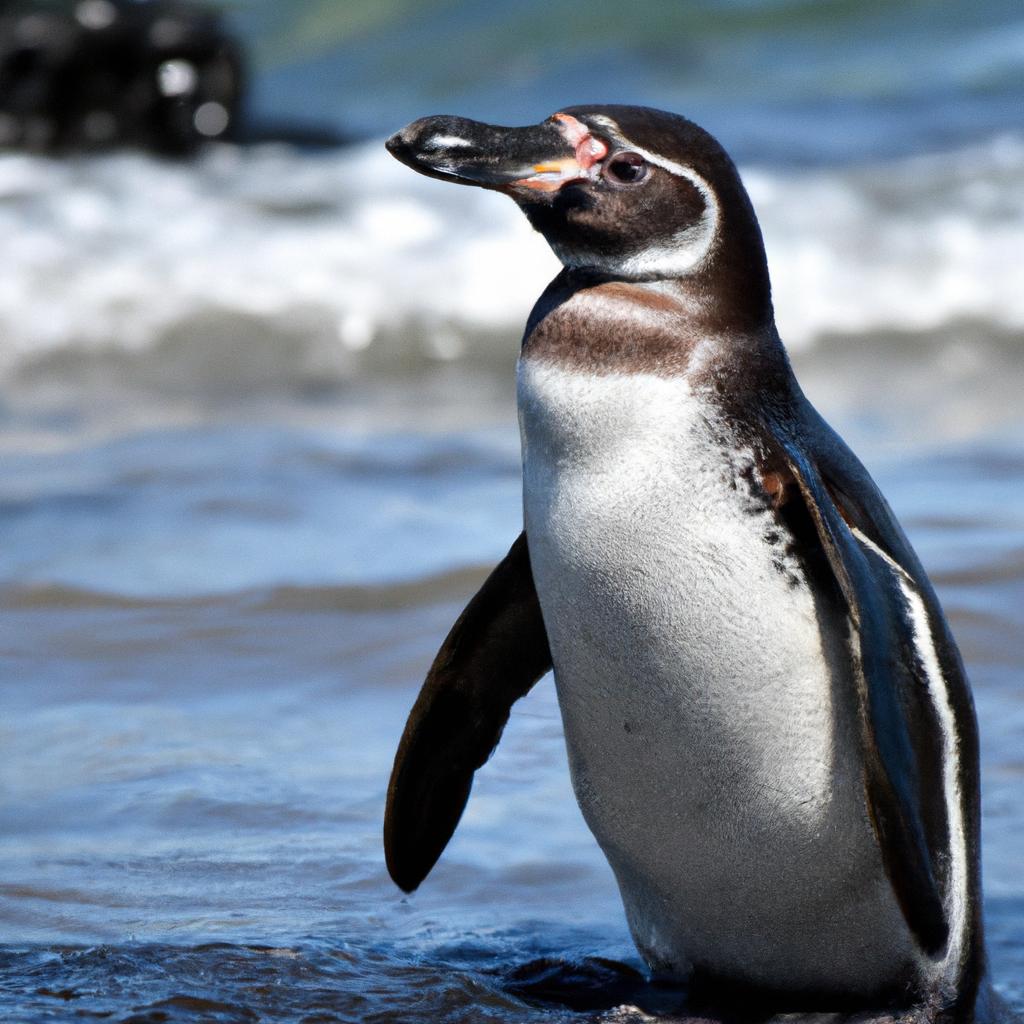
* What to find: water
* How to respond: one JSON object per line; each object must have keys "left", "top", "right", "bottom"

{"left": 235, "top": 0, "right": 1024, "bottom": 163}
{"left": 1, "top": 1, "right": 1023, "bottom": 1020}
{"left": 0, "top": 377, "right": 1021, "bottom": 1021}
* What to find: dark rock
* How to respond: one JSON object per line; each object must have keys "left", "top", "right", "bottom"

{"left": 0, "top": 0, "right": 244, "bottom": 155}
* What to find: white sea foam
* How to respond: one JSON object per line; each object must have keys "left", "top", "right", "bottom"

{"left": 1, "top": 135, "right": 1022, "bottom": 383}
{"left": 747, "top": 135, "right": 1024, "bottom": 347}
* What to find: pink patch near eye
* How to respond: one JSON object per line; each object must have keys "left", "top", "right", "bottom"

{"left": 552, "top": 113, "right": 608, "bottom": 170}
{"left": 576, "top": 134, "right": 608, "bottom": 169}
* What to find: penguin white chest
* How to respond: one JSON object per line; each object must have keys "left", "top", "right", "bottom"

{"left": 517, "top": 356, "right": 836, "bottom": 809}
{"left": 516, "top": 356, "right": 913, "bottom": 989}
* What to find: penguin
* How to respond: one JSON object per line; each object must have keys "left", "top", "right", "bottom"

{"left": 382, "top": 106, "right": 991, "bottom": 1019}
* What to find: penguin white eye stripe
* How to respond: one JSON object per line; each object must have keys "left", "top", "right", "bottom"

{"left": 613, "top": 143, "right": 720, "bottom": 223}
{"left": 585, "top": 113, "right": 718, "bottom": 200}
{"left": 579, "top": 115, "right": 722, "bottom": 275}
{"left": 587, "top": 113, "right": 624, "bottom": 134}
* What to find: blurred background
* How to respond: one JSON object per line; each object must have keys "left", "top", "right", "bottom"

{"left": 0, "top": 1, "right": 1022, "bottom": 1021}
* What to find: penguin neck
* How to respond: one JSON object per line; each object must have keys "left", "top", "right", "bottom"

{"left": 647, "top": 264, "right": 773, "bottom": 339}
{"left": 548, "top": 172, "right": 775, "bottom": 339}
{"left": 522, "top": 267, "right": 788, "bottom": 387}
{"left": 676, "top": 182, "right": 775, "bottom": 338}
{"left": 531, "top": 189, "right": 776, "bottom": 354}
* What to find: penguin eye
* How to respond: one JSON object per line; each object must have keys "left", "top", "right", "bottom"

{"left": 603, "top": 152, "right": 648, "bottom": 185}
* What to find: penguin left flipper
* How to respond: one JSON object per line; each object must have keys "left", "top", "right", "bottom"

{"left": 384, "top": 532, "right": 552, "bottom": 893}
{"left": 777, "top": 438, "right": 954, "bottom": 957}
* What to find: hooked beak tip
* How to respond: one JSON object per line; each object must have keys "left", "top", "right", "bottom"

{"left": 384, "top": 129, "right": 408, "bottom": 157}
{"left": 385, "top": 125, "right": 430, "bottom": 176}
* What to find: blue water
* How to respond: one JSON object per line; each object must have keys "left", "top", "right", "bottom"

{"left": 0, "top": 1, "right": 1022, "bottom": 1020}
{"left": 236, "top": 0, "right": 1024, "bottom": 163}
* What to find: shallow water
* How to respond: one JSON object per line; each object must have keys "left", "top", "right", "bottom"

{"left": 0, "top": 343, "right": 1022, "bottom": 1021}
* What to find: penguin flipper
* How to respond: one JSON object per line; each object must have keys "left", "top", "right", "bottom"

{"left": 778, "top": 441, "right": 950, "bottom": 957}
{"left": 384, "top": 532, "right": 552, "bottom": 893}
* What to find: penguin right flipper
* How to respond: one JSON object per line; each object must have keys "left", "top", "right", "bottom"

{"left": 778, "top": 440, "right": 951, "bottom": 957}
{"left": 384, "top": 532, "right": 552, "bottom": 893}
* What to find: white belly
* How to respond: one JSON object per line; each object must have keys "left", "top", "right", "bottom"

{"left": 517, "top": 356, "right": 918, "bottom": 994}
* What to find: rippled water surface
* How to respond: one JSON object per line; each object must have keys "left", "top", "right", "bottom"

{"left": 1, "top": 350, "right": 1022, "bottom": 1022}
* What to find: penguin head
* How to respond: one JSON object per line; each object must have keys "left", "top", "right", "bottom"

{"left": 387, "top": 105, "right": 769, "bottom": 311}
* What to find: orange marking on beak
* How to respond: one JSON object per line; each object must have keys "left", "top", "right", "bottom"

{"left": 508, "top": 114, "right": 611, "bottom": 193}
{"left": 511, "top": 172, "right": 579, "bottom": 191}
{"left": 511, "top": 156, "right": 586, "bottom": 191}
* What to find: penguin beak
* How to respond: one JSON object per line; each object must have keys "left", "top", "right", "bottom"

{"left": 385, "top": 113, "right": 608, "bottom": 194}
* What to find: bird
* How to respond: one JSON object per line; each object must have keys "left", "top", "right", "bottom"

{"left": 382, "top": 105, "right": 992, "bottom": 1021}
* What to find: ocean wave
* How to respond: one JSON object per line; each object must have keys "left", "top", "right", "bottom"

{"left": 1, "top": 134, "right": 1023, "bottom": 386}
{"left": 0, "top": 565, "right": 493, "bottom": 612}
